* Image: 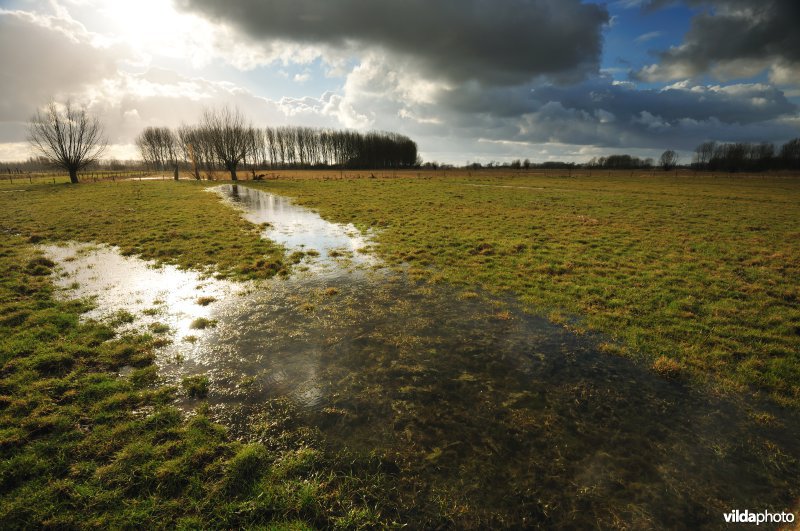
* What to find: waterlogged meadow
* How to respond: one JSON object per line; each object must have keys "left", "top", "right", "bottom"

{"left": 252, "top": 171, "right": 800, "bottom": 408}
{"left": 1, "top": 174, "right": 799, "bottom": 528}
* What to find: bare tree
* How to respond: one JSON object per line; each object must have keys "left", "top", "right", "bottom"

{"left": 693, "top": 141, "right": 716, "bottom": 169}
{"left": 27, "top": 100, "right": 107, "bottom": 184}
{"left": 780, "top": 138, "right": 800, "bottom": 170}
{"left": 659, "top": 149, "right": 679, "bottom": 171}
{"left": 243, "top": 127, "right": 264, "bottom": 178}
{"left": 136, "top": 126, "right": 179, "bottom": 180}
{"left": 200, "top": 106, "right": 254, "bottom": 181}
{"left": 177, "top": 125, "right": 201, "bottom": 180}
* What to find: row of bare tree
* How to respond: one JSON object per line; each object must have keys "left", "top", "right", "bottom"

{"left": 693, "top": 139, "right": 800, "bottom": 172}
{"left": 583, "top": 149, "right": 680, "bottom": 171}
{"left": 136, "top": 107, "right": 419, "bottom": 181}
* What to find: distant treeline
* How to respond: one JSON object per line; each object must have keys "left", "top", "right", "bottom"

{"left": 260, "top": 127, "right": 419, "bottom": 169}
{"left": 136, "top": 108, "right": 418, "bottom": 180}
{"left": 692, "top": 139, "right": 800, "bottom": 172}
{"left": 466, "top": 157, "right": 656, "bottom": 171}
{"left": 587, "top": 155, "right": 655, "bottom": 169}
{"left": 462, "top": 138, "right": 800, "bottom": 173}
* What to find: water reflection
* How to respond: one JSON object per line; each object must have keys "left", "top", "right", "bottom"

{"left": 215, "top": 184, "right": 376, "bottom": 269}
{"left": 43, "top": 242, "right": 240, "bottom": 342}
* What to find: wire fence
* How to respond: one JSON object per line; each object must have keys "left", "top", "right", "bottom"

{"left": 0, "top": 170, "right": 162, "bottom": 185}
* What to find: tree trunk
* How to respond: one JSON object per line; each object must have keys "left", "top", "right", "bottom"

{"left": 68, "top": 168, "right": 78, "bottom": 184}
{"left": 230, "top": 168, "right": 237, "bottom": 181}
{"left": 173, "top": 166, "right": 179, "bottom": 181}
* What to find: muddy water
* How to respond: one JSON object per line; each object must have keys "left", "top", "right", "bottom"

{"left": 44, "top": 186, "right": 800, "bottom": 529}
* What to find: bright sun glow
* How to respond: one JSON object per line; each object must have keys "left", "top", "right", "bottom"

{"left": 93, "top": 0, "right": 217, "bottom": 68}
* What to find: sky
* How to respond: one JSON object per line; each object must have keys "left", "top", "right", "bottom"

{"left": 0, "top": 0, "right": 798, "bottom": 164}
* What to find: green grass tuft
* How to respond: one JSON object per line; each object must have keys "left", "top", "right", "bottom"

{"left": 181, "top": 375, "right": 209, "bottom": 398}
{"left": 189, "top": 317, "right": 217, "bottom": 330}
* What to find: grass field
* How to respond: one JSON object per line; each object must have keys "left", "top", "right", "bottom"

{"left": 2, "top": 172, "right": 798, "bottom": 406}
{"left": 0, "top": 179, "right": 285, "bottom": 279}
{"left": 0, "top": 180, "right": 397, "bottom": 528}
{"left": 1, "top": 172, "right": 798, "bottom": 527}
{"left": 249, "top": 170, "right": 800, "bottom": 408}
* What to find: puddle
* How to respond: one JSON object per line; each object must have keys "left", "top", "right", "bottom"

{"left": 214, "top": 184, "right": 376, "bottom": 271}
{"left": 41, "top": 187, "right": 800, "bottom": 528}
{"left": 42, "top": 242, "right": 241, "bottom": 342}
{"left": 183, "top": 273, "right": 800, "bottom": 528}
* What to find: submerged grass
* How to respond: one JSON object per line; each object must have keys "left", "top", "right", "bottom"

{"left": 0, "top": 232, "right": 397, "bottom": 527}
{"left": 250, "top": 172, "right": 800, "bottom": 408}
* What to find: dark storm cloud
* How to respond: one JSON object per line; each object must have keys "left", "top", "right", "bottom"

{"left": 175, "top": 0, "right": 609, "bottom": 85}
{"left": 424, "top": 78, "right": 798, "bottom": 150}
{"left": 634, "top": 0, "right": 800, "bottom": 81}
{"left": 439, "top": 78, "right": 794, "bottom": 125}
{"left": 529, "top": 81, "right": 796, "bottom": 125}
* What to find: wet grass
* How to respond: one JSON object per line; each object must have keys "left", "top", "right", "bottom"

{"left": 189, "top": 317, "right": 217, "bottom": 330}
{"left": 249, "top": 172, "right": 800, "bottom": 408}
{"left": 0, "top": 180, "right": 285, "bottom": 280}
{"left": 196, "top": 296, "right": 217, "bottom": 306}
{"left": 0, "top": 233, "right": 398, "bottom": 528}
{"left": 181, "top": 375, "right": 210, "bottom": 398}
{"left": 2, "top": 174, "right": 798, "bottom": 526}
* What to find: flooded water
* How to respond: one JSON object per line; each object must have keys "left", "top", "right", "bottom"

{"left": 214, "top": 184, "right": 376, "bottom": 270}
{"left": 43, "top": 185, "right": 800, "bottom": 529}
{"left": 43, "top": 243, "right": 241, "bottom": 343}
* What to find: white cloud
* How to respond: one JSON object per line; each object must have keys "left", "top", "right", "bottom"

{"left": 635, "top": 31, "right": 663, "bottom": 44}
{"left": 0, "top": 143, "right": 32, "bottom": 162}
{"left": 634, "top": 0, "right": 800, "bottom": 90}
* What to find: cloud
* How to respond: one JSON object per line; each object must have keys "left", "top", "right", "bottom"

{"left": 1, "top": 0, "right": 797, "bottom": 165}
{"left": 286, "top": 46, "right": 798, "bottom": 160}
{"left": 79, "top": 68, "right": 340, "bottom": 146}
{"left": 512, "top": 80, "right": 797, "bottom": 149}
{"left": 404, "top": 76, "right": 798, "bottom": 152}
{"left": 0, "top": 3, "right": 340, "bottom": 158}
{"left": 614, "top": 0, "right": 646, "bottom": 7}
{"left": 634, "top": 0, "right": 800, "bottom": 85}
{"left": 175, "top": 0, "right": 609, "bottom": 85}
{"left": 0, "top": 8, "right": 121, "bottom": 123}
{"left": 634, "top": 31, "right": 663, "bottom": 44}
